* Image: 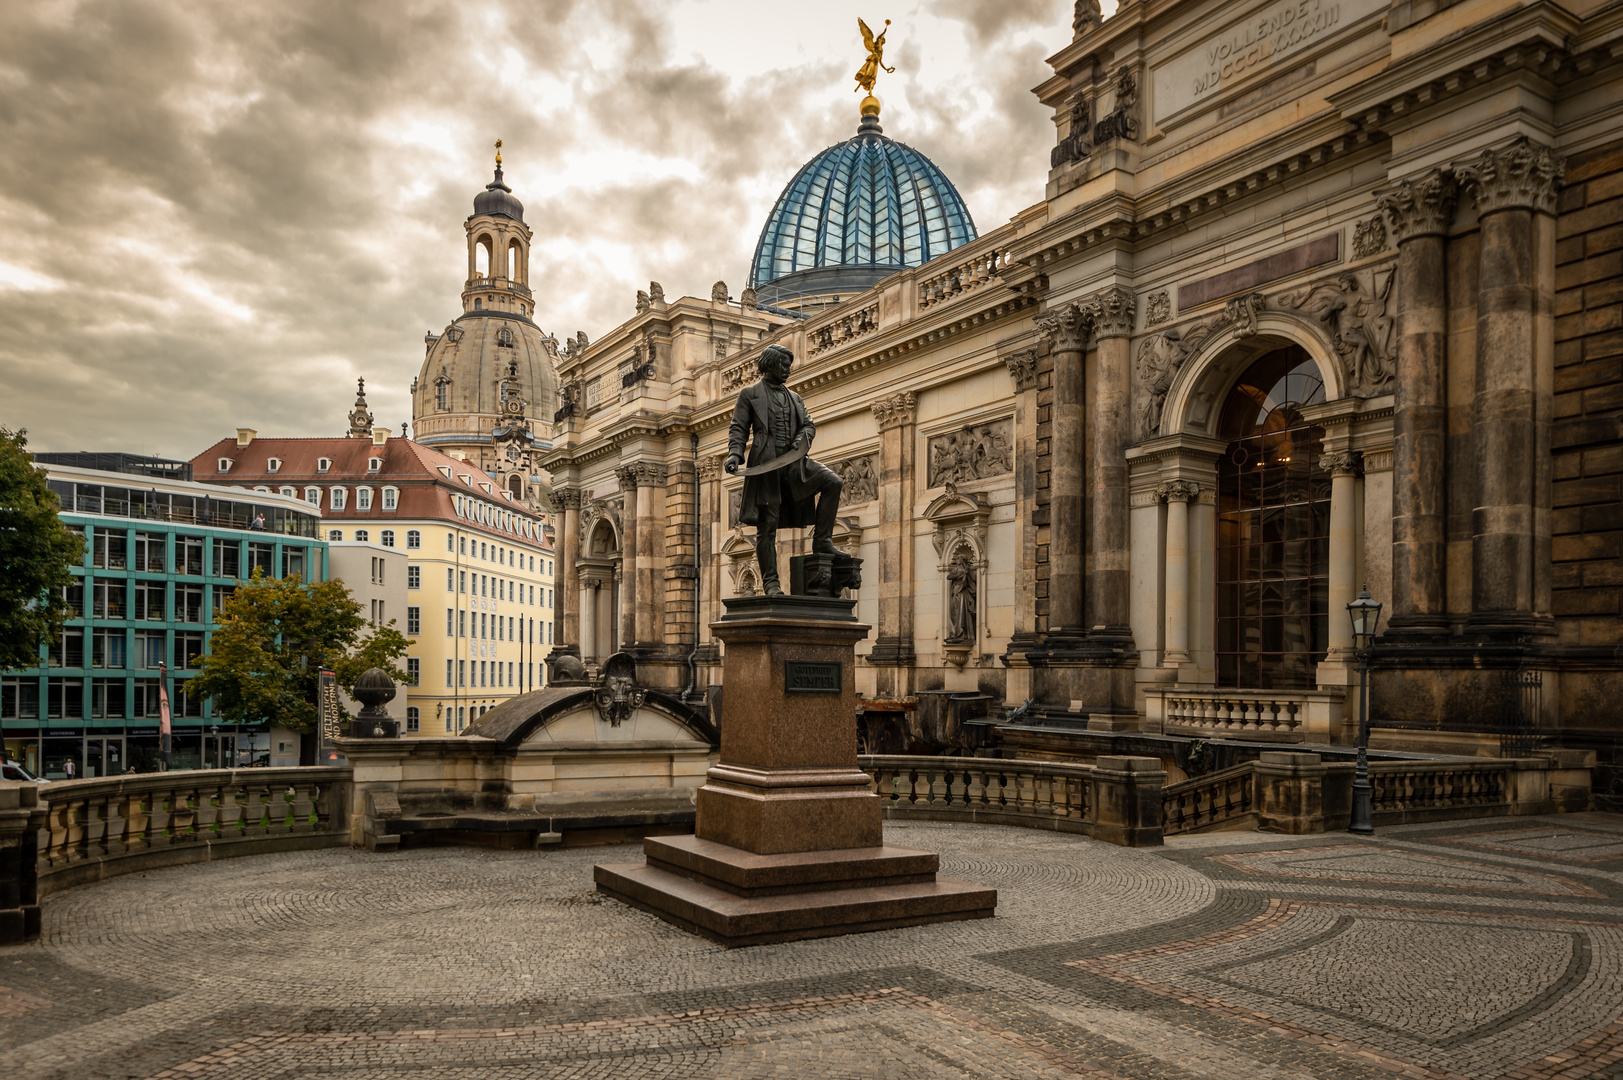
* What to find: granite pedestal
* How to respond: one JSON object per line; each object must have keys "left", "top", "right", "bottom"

{"left": 595, "top": 594, "right": 996, "bottom": 946}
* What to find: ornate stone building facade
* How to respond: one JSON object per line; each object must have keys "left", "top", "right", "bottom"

{"left": 544, "top": 1, "right": 1623, "bottom": 762}
{"left": 410, "top": 148, "right": 560, "bottom": 514}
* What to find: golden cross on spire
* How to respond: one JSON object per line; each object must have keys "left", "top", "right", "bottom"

{"left": 494, "top": 139, "right": 503, "bottom": 167}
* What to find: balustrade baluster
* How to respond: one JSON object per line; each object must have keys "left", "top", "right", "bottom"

{"left": 946, "top": 767, "right": 967, "bottom": 808}
{"left": 928, "top": 767, "right": 950, "bottom": 808}
{"left": 290, "top": 783, "right": 316, "bottom": 832}
{"left": 965, "top": 767, "right": 986, "bottom": 807}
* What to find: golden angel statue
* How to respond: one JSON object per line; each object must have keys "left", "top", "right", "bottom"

{"left": 854, "top": 18, "right": 895, "bottom": 94}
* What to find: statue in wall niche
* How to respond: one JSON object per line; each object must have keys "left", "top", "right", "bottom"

{"left": 945, "top": 550, "right": 977, "bottom": 644}
{"left": 724, "top": 344, "right": 844, "bottom": 597}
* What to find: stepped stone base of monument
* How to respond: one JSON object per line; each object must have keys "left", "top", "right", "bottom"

{"left": 594, "top": 593, "right": 998, "bottom": 946}
{"left": 594, "top": 834, "right": 995, "bottom": 946}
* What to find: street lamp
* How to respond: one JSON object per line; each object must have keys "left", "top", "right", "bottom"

{"left": 1346, "top": 584, "right": 1383, "bottom": 836}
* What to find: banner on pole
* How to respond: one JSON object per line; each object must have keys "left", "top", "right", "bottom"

{"left": 319, "top": 668, "right": 343, "bottom": 744}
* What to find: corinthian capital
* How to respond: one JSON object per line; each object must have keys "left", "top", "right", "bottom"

{"left": 1455, "top": 137, "right": 1563, "bottom": 216}
{"left": 1084, "top": 286, "right": 1135, "bottom": 339}
{"left": 1376, "top": 169, "right": 1458, "bottom": 242}
{"left": 1035, "top": 301, "right": 1090, "bottom": 353}
{"left": 552, "top": 487, "right": 584, "bottom": 511}
{"left": 613, "top": 464, "right": 640, "bottom": 490}
{"left": 872, "top": 391, "right": 917, "bottom": 431}
{"left": 1319, "top": 450, "right": 1362, "bottom": 477}
{"left": 1155, "top": 479, "right": 1201, "bottom": 503}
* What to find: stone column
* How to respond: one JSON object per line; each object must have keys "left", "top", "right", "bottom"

{"left": 1001, "top": 347, "right": 1041, "bottom": 704}
{"left": 697, "top": 454, "right": 725, "bottom": 654}
{"left": 581, "top": 576, "right": 600, "bottom": 659}
{"left": 1320, "top": 451, "right": 1363, "bottom": 661}
{"left": 870, "top": 391, "right": 917, "bottom": 695}
{"left": 1034, "top": 302, "right": 1090, "bottom": 641}
{"left": 1158, "top": 480, "right": 1199, "bottom": 669}
{"left": 1086, "top": 287, "right": 1135, "bottom": 639}
{"left": 1455, "top": 138, "right": 1562, "bottom": 631}
{"left": 632, "top": 462, "right": 667, "bottom": 649}
{"left": 1378, "top": 171, "right": 1457, "bottom": 636}
{"left": 553, "top": 487, "right": 583, "bottom": 653}
{"left": 614, "top": 465, "right": 640, "bottom": 651}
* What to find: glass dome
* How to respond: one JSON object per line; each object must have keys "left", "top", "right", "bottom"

{"left": 747, "top": 111, "right": 977, "bottom": 307}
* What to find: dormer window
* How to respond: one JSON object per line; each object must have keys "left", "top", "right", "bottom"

{"left": 381, "top": 487, "right": 398, "bottom": 511}
{"left": 279, "top": 486, "right": 297, "bottom": 499}
{"left": 330, "top": 487, "right": 347, "bottom": 511}
{"left": 317, "top": 458, "right": 332, "bottom": 473}
{"left": 368, "top": 457, "right": 382, "bottom": 472}
{"left": 497, "top": 327, "right": 514, "bottom": 348}
{"left": 459, "top": 474, "right": 472, "bottom": 486}
{"left": 305, "top": 488, "right": 321, "bottom": 506}
{"left": 218, "top": 458, "right": 233, "bottom": 472}
{"left": 478, "top": 482, "right": 492, "bottom": 494}
{"left": 356, "top": 487, "right": 373, "bottom": 511}
{"left": 437, "top": 466, "right": 452, "bottom": 479}
{"left": 267, "top": 458, "right": 281, "bottom": 473}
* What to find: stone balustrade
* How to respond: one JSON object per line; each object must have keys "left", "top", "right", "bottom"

{"left": 1160, "top": 751, "right": 1594, "bottom": 835}
{"left": 806, "top": 302, "right": 880, "bottom": 356}
{"left": 916, "top": 242, "right": 1013, "bottom": 308}
{"left": 859, "top": 754, "right": 1166, "bottom": 847}
{"left": 1144, "top": 687, "right": 1348, "bottom": 742}
{"left": 33, "top": 768, "right": 351, "bottom": 896}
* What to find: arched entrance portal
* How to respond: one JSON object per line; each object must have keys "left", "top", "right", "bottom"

{"left": 1215, "top": 346, "right": 1329, "bottom": 689}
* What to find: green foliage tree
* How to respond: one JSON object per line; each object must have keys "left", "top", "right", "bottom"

{"left": 0, "top": 428, "right": 84, "bottom": 670}
{"left": 188, "top": 570, "right": 413, "bottom": 734}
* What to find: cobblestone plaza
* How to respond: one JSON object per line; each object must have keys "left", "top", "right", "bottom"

{"left": 6, "top": 815, "right": 1623, "bottom": 1079}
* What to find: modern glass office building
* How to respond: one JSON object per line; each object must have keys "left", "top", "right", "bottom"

{"left": 0, "top": 458, "right": 326, "bottom": 777}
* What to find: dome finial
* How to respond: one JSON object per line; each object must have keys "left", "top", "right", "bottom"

{"left": 854, "top": 18, "right": 895, "bottom": 96}
{"left": 494, "top": 138, "right": 502, "bottom": 167}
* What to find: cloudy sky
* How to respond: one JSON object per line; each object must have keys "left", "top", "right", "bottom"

{"left": 0, "top": 0, "right": 1098, "bottom": 460}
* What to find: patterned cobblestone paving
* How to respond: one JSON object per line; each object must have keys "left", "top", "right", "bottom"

{"left": 3, "top": 813, "right": 1622, "bottom": 1079}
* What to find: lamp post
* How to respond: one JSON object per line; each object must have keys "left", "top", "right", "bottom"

{"left": 1346, "top": 584, "right": 1383, "bottom": 836}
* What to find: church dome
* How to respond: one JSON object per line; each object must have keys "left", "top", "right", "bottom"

{"left": 473, "top": 167, "right": 525, "bottom": 223}
{"left": 747, "top": 107, "right": 977, "bottom": 307}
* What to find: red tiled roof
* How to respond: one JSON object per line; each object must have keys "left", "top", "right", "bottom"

{"left": 190, "top": 435, "right": 553, "bottom": 551}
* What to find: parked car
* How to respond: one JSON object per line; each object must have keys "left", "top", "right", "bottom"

{"left": 0, "top": 762, "right": 47, "bottom": 783}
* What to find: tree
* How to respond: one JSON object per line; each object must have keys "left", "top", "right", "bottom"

{"left": 188, "top": 571, "right": 413, "bottom": 736}
{"left": 0, "top": 428, "right": 84, "bottom": 670}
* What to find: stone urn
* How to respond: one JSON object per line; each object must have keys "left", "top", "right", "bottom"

{"left": 349, "top": 667, "right": 400, "bottom": 738}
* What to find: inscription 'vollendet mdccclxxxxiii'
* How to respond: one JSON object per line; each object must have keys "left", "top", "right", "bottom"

{"left": 1152, "top": 0, "right": 1382, "bottom": 121}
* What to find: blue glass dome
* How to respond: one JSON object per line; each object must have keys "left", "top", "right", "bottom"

{"left": 748, "top": 111, "right": 977, "bottom": 306}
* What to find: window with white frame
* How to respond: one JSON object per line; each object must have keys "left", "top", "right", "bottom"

{"left": 330, "top": 488, "right": 347, "bottom": 510}
{"left": 382, "top": 487, "right": 398, "bottom": 511}
{"left": 407, "top": 565, "right": 420, "bottom": 589}
{"left": 218, "top": 458, "right": 233, "bottom": 472}
{"left": 304, "top": 487, "right": 321, "bottom": 506}
{"left": 328, "top": 529, "right": 343, "bottom": 541}
{"left": 279, "top": 486, "right": 296, "bottom": 498}
{"left": 380, "top": 529, "right": 395, "bottom": 547}
{"left": 356, "top": 487, "right": 373, "bottom": 511}
{"left": 406, "top": 529, "right": 421, "bottom": 549}
{"left": 355, "top": 529, "right": 369, "bottom": 542}
{"left": 317, "top": 457, "right": 332, "bottom": 473}
{"left": 406, "top": 706, "right": 420, "bottom": 733}
{"left": 267, "top": 458, "right": 282, "bottom": 472}
{"left": 368, "top": 457, "right": 382, "bottom": 472}
{"left": 407, "top": 606, "right": 420, "bottom": 634}
{"left": 406, "top": 658, "right": 420, "bottom": 686}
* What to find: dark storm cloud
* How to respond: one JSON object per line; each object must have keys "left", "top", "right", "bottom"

{"left": 0, "top": 0, "right": 1070, "bottom": 458}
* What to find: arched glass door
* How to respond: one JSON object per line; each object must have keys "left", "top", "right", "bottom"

{"left": 1215, "top": 347, "right": 1330, "bottom": 689}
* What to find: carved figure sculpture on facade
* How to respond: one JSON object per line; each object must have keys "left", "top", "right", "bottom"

{"left": 1280, "top": 269, "right": 1395, "bottom": 396}
{"left": 724, "top": 345, "right": 845, "bottom": 597}
{"left": 593, "top": 652, "right": 647, "bottom": 727}
{"left": 945, "top": 548, "right": 977, "bottom": 644}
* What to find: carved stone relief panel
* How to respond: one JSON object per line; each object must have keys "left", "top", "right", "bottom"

{"left": 927, "top": 420, "right": 1014, "bottom": 488}
{"left": 728, "top": 488, "right": 743, "bottom": 530}
{"left": 830, "top": 454, "right": 879, "bottom": 505}
{"left": 1277, "top": 267, "right": 1395, "bottom": 397}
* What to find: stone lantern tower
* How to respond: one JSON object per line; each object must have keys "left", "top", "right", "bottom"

{"left": 410, "top": 141, "right": 560, "bottom": 512}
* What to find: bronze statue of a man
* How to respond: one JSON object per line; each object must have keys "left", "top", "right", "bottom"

{"left": 725, "top": 345, "right": 843, "bottom": 596}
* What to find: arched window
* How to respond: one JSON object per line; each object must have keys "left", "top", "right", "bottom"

{"left": 497, "top": 327, "right": 514, "bottom": 348}
{"left": 1215, "top": 346, "right": 1329, "bottom": 690}
{"left": 508, "top": 241, "right": 519, "bottom": 281}
{"left": 436, "top": 379, "right": 449, "bottom": 410}
{"left": 328, "top": 529, "right": 343, "bottom": 541}
{"left": 380, "top": 530, "right": 395, "bottom": 548}
{"left": 473, "top": 298, "right": 482, "bottom": 310}
{"left": 406, "top": 529, "right": 421, "bottom": 549}
{"left": 330, "top": 488, "right": 347, "bottom": 510}
{"left": 476, "top": 235, "right": 493, "bottom": 277}
{"left": 381, "top": 487, "right": 398, "bottom": 511}
{"left": 355, "top": 529, "right": 370, "bottom": 543}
